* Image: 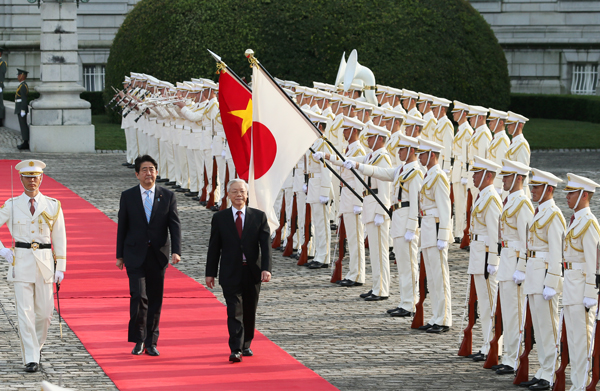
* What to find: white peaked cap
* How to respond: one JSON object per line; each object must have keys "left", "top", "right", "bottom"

{"left": 303, "top": 87, "right": 319, "bottom": 97}
{"left": 15, "top": 159, "right": 46, "bottom": 176}
{"left": 401, "top": 89, "right": 418, "bottom": 99}
{"left": 530, "top": 168, "right": 563, "bottom": 187}
{"left": 282, "top": 88, "right": 295, "bottom": 98}
{"left": 303, "top": 109, "right": 328, "bottom": 124}
{"left": 469, "top": 105, "right": 489, "bottom": 116}
{"left": 395, "top": 134, "right": 420, "bottom": 149}
{"left": 313, "top": 81, "right": 336, "bottom": 92}
{"left": 315, "top": 89, "right": 333, "bottom": 99}
{"left": 274, "top": 77, "right": 285, "bottom": 86}
{"left": 417, "top": 93, "right": 434, "bottom": 102}
{"left": 506, "top": 111, "right": 529, "bottom": 124}
{"left": 499, "top": 159, "right": 531, "bottom": 177}
{"left": 202, "top": 80, "right": 218, "bottom": 89}
{"left": 417, "top": 139, "right": 444, "bottom": 154}
{"left": 371, "top": 106, "right": 386, "bottom": 117}
{"left": 375, "top": 85, "right": 390, "bottom": 94}
{"left": 295, "top": 86, "right": 307, "bottom": 94}
{"left": 364, "top": 122, "right": 391, "bottom": 138}
{"left": 488, "top": 108, "right": 508, "bottom": 120}
{"left": 354, "top": 101, "right": 376, "bottom": 111}
{"left": 341, "top": 116, "right": 365, "bottom": 129}
{"left": 329, "top": 93, "right": 343, "bottom": 102}
{"left": 383, "top": 109, "right": 403, "bottom": 119}
{"left": 285, "top": 80, "right": 299, "bottom": 88}
{"left": 452, "top": 100, "right": 470, "bottom": 112}
{"left": 404, "top": 114, "right": 426, "bottom": 127}
{"left": 387, "top": 87, "right": 404, "bottom": 96}
{"left": 470, "top": 155, "right": 501, "bottom": 173}
{"left": 432, "top": 97, "right": 451, "bottom": 107}
{"left": 564, "top": 173, "right": 600, "bottom": 193}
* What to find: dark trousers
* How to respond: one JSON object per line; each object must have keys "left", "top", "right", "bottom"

{"left": 19, "top": 114, "right": 29, "bottom": 141}
{"left": 221, "top": 266, "right": 261, "bottom": 353}
{"left": 126, "top": 248, "right": 166, "bottom": 346}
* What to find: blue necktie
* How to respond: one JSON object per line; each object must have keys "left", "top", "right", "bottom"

{"left": 144, "top": 190, "right": 152, "bottom": 222}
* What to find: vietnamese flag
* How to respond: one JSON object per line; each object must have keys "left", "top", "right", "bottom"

{"left": 218, "top": 69, "right": 253, "bottom": 181}
{"left": 249, "top": 63, "right": 319, "bottom": 232}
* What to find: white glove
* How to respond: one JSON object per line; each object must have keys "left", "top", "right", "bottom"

{"left": 513, "top": 270, "right": 526, "bottom": 285}
{"left": 460, "top": 178, "right": 468, "bottom": 186}
{"left": 20, "top": 110, "right": 26, "bottom": 117}
{"left": 221, "top": 150, "right": 226, "bottom": 158}
{"left": 302, "top": 184, "right": 308, "bottom": 194}
{"left": 496, "top": 187, "right": 503, "bottom": 195}
{"left": 487, "top": 264, "right": 498, "bottom": 275}
{"left": 54, "top": 270, "right": 64, "bottom": 284}
{"left": 353, "top": 206, "right": 362, "bottom": 215}
{"left": 584, "top": 296, "right": 597, "bottom": 309}
{"left": 374, "top": 214, "right": 384, "bottom": 227}
{"left": 542, "top": 286, "right": 556, "bottom": 301}
{"left": 0, "top": 87, "right": 3, "bottom": 93}
{"left": 405, "top": 231, "right": 416, "bottom": 243}
{"left": 343, "top": 160, "right": 356, "bottom": 170}
{"left": 437, "top": 240, "right": 447, "bottom": 250}
{"left": 0, "top": 248, "right": 13, "bottom": 264}
{"left": 319, "top": 196, "right": 329, "bottom": 205}
{"left": 312, "top": 152, "right": 324, "bottom": 161}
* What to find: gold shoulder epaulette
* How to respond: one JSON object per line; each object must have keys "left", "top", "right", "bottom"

{"left": 373, "top": 154, "right": 392, "bottom": 167}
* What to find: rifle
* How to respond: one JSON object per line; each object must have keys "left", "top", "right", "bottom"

{"left": 458, "top": 275, "right": 477, "bottom": 355}
{"left": 483, "top": 290, "right": 502, "bottom": 368}
{"left": 282, "top": 194, "right": 298, "bottom": 257}
{"left": 297, "top": 203, "right": 312, "bottom": 266}
{"left": 330, "top": 215, "right": 345, "bottom": 283}
{"left": 219, "top": 161, "right": 230, "bottom": 211}
{"left": 514, "top": 297, "right": 534, "bottom": 385}
{"left": 460, "top": 189, "right": 473, "bottom": 249}
{"left": 199, "top": 165, "right": 208, "bottom": 204}
{"left": 411, "top": 255, "right": 427, "bottom": 329}
{"left": 271, "top": 193, "right": 286, "bottom": 249}
{"left": 552, "top": 315, "right": 568, "bottom": 391}
{"left": 206, "top": 158, "right": 219, "bottom": 209}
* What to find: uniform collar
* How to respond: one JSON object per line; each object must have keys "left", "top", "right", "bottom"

{"left": 476, "top": 124, "right": 490, "bottom": 133}
{"left": 403, "top": 160, "right": 418, "bottom": 172}
{"left": 574, "top": 207, "right": 590, "bottom": 220}
{"left": 493, "top": 130, "right": 506, "bottom": 139}
{"left": 538, "top": 198, "right": 555, "bottom": 212}
{"left": 507, "top": 189, "right": 524, "bottom": 202}
{"left": 512, "top": 134, "right": 524, "bottom": 143}
{"left": 458, "top": 121, "right": 472, "bottom": 133}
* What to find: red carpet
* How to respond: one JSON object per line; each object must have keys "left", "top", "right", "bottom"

{"left": 0, "top": 160, "right": 337, "bottom": 391}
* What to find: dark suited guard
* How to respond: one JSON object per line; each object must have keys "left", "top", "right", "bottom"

{"left": 206, "top": 178, "right": 272, "bottom": 363}
{"left": 116, "top": 155, "right": 181, "bottom": 356}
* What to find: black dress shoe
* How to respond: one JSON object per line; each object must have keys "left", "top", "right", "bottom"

{"left": 336, "top": 279, "right": 348, "bottom": 285}
{"left": 472, "top": 352, "right": 486, "bottom": 362}
{"left": 17, "top": 142, "right": 30, "bottom": 150}
{"left": 466, "top": 350, "right": 482, "bottom": 359}
{"left": 229, "top": 352, "right": 242, "bottom": 363}
{"left": 145, "top": 346, "right": 160, "bottom": 356}
{"left": 390, "top": 308, "right": 413, "bottom": 317}
{"left": 24, "top": 362, "right": 39, "bottom": 372}
{"left": 364, "top": 294, "right": 388, "bottom": 301}
{"left": 176, "top": 188, "right": 189, "bottom": 192}
{"left": 132, "top": 342, "right": 145, "bottom": 355}
{"left": 360, "top": 290, "right": 373, "bottom": 299}
{"left": 172, "top": 185, "right": 182, "bottom": 189}
{"left": 302, "top": 260, "right": 314, "bottom": 267}
{"left": 185, "top": 192, "right": 199, "bottom": 197}
{"left": 340, "top": 280, "right": 363, "bottom": 287}
{"left": 387, "top": 307, "right": 400, "bottom": 314}
{"left": 199, "top": 201, "right": 207, "bottom": 206}
{"left": 519, "top": 378, "right": 540, "bottom": 387}
{"left": 454, "top": 237, "right": 461, "bottom": 244}
{"left": 166, "top": 181, "right": 176, "bottom": 186}
{"left": 426, "top": 324, "right": 450, "bottom": 333}
{"left": 496, "top": 365, "right": 514, "bottom": 375}
{"left": 127, "top": 163, "right": 136, "bottom": 168}
{"left": 418, "top": 323, "right": 433, "bottom": 331}
{"left": 491, "top": 364, "right": 505, "bottom": 370}
{"left": 528, "top": 379, "right": 549, "bottom": 390}
{"left": 211, "top": 205, "right": 220, "bottom": 211}
{"left": 308, "top": 261, "right": 329, "bottom": 269}
{"left": 192, "top": 196, "right": 200, "bottom": 201}
{"left": 242, "top": 348, "right": 253, "bottom": 357}
{"left": 156, "top": 178, "right": 169, "bottom": 183}
{"left": 122, "top": 162, "right": 130, "bottom": 166}
{"left": 389, "top": 251, "right": 396, "bottom": 261}
{"left": 330, "top": 223, "right": 338, "bottom": 231}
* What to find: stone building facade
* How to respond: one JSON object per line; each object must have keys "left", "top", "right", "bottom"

{"left": 470, "top": 0, "right": 600, "bottom": 95}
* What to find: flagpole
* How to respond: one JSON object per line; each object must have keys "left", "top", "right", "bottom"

{"left": 245, "top": 50, "right": 391, "bottom": 217}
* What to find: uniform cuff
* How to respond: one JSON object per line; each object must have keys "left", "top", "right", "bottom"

{"left": 585, "top": 284, "right": 597, "bottom": 299}
{"left": 544, "top": 274, "right": 560, "bottom": 291}
{"left": 55, "top": 258, "right": 66, "bottom": 272}
{"left": 487, "top": 253, "right": 499, "bottom": 266}
{"left": 437, "top": 227, "right": 451, "bottom": 242}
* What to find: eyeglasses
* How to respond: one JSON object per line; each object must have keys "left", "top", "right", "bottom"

{"left": 229, "top": 190, "right": 247, "bottom": 195}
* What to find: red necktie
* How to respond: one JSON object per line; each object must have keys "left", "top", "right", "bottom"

{"left": 236, "top": 210, "right": 243, "bottom": 238}
{"left": 29, "top": 198, "right": 35, "bottom": 215}
{"left": 503, "top": 198, "right": 508, "bottom": 206}
{"left": 534, "top": 207, "right": 539, "bottom": 215}
{"left": 569, "top": 214, "right": 575, "bottom": 226}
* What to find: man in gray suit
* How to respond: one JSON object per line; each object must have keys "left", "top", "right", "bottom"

{"left": 0, "top": 47, "right": 6, "bottom": 127}
{"left": 15, "top": 68, "right": 29, "bottom": 150}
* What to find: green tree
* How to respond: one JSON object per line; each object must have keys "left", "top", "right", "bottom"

{"left": 106, "top": 0, "right": 510, "bottom": 109}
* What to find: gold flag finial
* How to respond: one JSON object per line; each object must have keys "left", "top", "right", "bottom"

{"left": 245, "top": 49, "right": 258, "bottom": 67}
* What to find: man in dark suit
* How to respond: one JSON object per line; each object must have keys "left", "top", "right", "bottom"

{"left": 15, "top": 68, "right": 29, "bottom": 150}
{"left": 206, "top": 178, "right": 272, "bottom": 363}
{"left": 116, "top": 154, "right": 181, "bottom": 356}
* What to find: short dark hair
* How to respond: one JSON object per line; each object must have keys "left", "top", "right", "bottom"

{"left": 134, "top": 155, "right": 158, "bottom": 173}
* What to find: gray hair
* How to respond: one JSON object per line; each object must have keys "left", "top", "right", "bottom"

{"left": 227, "top": 178, "right": 249, "bottom": 193}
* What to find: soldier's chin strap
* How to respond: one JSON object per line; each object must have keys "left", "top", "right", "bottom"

{"left": 538, "top": 184, "right": 548, "bottom": 203}
{"left": 477, "top": 170, "right": 486, "bottom": 189}
{"left": 509, "top": 174, "right": 518, "bottom": 192}
{"left": 572, "top": 189, "right": 584, "bottom": 210}
{"left": 425, "top": 151, "right": 432, "bottom": 167}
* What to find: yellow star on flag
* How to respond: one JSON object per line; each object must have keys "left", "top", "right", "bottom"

{"left": 229, "top": 99, "right": 253, "bottom": 137}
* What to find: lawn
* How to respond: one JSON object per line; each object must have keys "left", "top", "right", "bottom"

{"left": 525, "top": 118, "right": 600, "bottom": 150}
{"left": 92, "top": 115, "right": 600, "bottom": 151}
{"left": 93, "top": 114, "right": 125, "bottom": 150}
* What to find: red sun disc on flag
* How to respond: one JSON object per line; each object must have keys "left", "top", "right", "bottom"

{"left": 252, "top": 122, "right": 277, "bottom": 179}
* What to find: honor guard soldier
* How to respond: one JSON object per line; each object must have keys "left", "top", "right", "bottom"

{"left": 362, "top": 134, "right": 423, "bottom": 316}
{"left": 306, "top": 111, "right": 334, "bottom": 269}
{"left": 467, "top": 156, "right": 502, "bottom": 359}
{"left": 451, "top": 101, "right": 474, "bottom": 243}
{"left": 506, "top": 111, "right": 532, "bottom": 198}
{"left": 0, "top": 47, "right": 6, "bottom": 127}
{"left": 401, "top": 89, "right": 421, "bottom": 118}
{"left": 344, "top": 123, "right": 393, "bottom": 301}
{"left": 0, "top": 160, "right": 67, "bottom": 372}
{"left": 416, "top": 139, "right": 452, "bottom": 332}
{"left": 322, "top": 116, "right": 367, "bottom": 286}
{"left": 487, "top": 109, "right": 510, "bottom": 197}
{"left": 15, "top": 69, "right": 30, "bottom": 150}
{"left": 417, "top": 93, "right": 436, "bottom": 141}
{"left": 431, "top": 97, "right": 453, "bottom": 174}
{"left": 495, "top": 159, "right": 534, "bottom": 374}
{"left": 513, "top": 168, "right": 565, "bottom": 390}
{"left": 404, "top": 114, "right": 425, "bottom": 139}
{"left": 562, "top": 174, "right": 600, "bottom": 391}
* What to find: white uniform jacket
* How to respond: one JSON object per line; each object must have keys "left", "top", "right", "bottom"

{"left": 419, "top": 164, "right": 452, "bottom": 248}
{"left": 468, "top": 185, "right": 502, "bottom": 274}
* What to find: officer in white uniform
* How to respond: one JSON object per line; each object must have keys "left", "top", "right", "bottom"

{"left": 487, "top": 108, "right": 510, "bottom": 197}
{"left": 451, "top": 101, "right": 474, "bottom": 243}
{"left": 0, "top": 160, "right": 67, "bottom": 372}
{"left": 506, "top": 111, "right": 532, "bottom": 199}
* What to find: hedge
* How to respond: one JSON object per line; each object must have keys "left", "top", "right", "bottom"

{"left": 509, "top": 93, "right": 600, "bottom": 124}
{"left": 105, "top": 0, "right": 511, "bottom": 110}
{"left": 3, "top": 91, "right": 105, "bottom": 115}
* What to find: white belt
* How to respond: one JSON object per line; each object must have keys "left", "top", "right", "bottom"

{"left": 501, "top": 240, "right": 520, "bottom": 249}
{"left": 183, "top": 126, "right": 191, "bottom": 131}
{"left": 157, "top": 119, "right": 165, "bottom": 124}
{"left": 16, "top": 99, "right": 22, "bottom": 102}
{"left": 564, "top": 262, "right": 585, "bottom": 271}
{"left": 528, "top": 251, "right": 548, "bottom": 259}
{"left": 471, "top": 234, "right": 488, "bottom": 242}
{"left": 421, "top": 208, "right": 439, "bottom": 217}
